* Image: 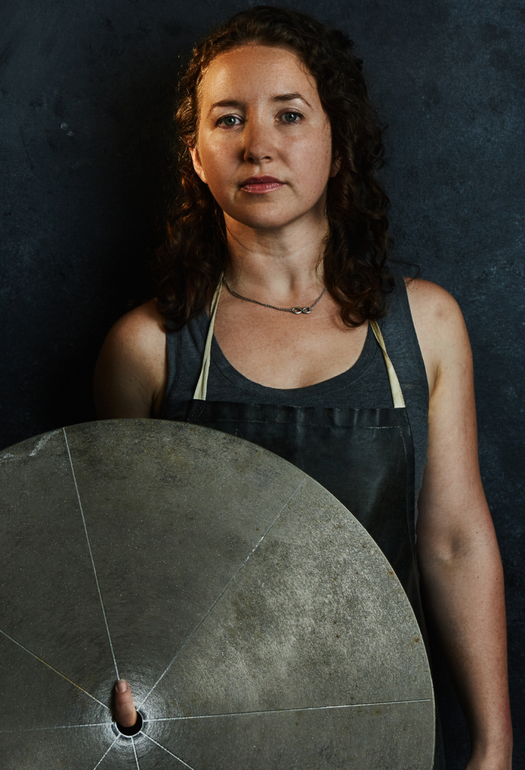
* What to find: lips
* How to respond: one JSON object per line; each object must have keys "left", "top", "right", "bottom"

{"left": 240, "top": 175, "right": 284, "bottom": 194}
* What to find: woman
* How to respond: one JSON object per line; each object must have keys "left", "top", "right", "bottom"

{"left": 94, "top": 7, "right": 512, "bottom": 768}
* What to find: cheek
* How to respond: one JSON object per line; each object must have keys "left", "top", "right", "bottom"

{"left": 197, "top": 137, "right": 233, "bottom": 185}
{"left": 196, "top": 148, "right": 235, "bottom": 211}
{"left": 295, "top": 134, "right": 333, "bottom": 195}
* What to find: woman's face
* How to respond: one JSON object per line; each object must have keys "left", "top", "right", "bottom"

{"left": 190, "top": 44, "right": 338, "bottom": 234}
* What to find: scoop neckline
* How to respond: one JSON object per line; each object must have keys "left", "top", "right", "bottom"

{"left": 196, "top": 312, "right": 380, "bottom": 399}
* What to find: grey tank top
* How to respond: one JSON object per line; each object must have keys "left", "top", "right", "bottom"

{"left": 161, "top": 275, "right": 429, "bottom": 517}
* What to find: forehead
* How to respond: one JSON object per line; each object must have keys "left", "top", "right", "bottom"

{"left": 198, "top": 44, "right": 319, "bottom": 104}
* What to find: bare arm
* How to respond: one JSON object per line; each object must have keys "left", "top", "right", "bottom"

{"left": 408, "top": 279, "right": 512, "bottom": 769}
{"left": 93, "top": 300, "right": 167, "bottom": 419}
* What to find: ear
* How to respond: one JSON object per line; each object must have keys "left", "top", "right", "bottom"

{"left": 189, "top": 145, "right": 208, "bottom": 184}
{"left": 330, "top": 154, "right": 341, "bottom": 178}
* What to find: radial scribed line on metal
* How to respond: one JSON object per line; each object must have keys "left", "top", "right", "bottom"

{"left": 131, "top": 737, "right": 141, "bottom": 770}
{"left": 92, "top": 738, "right": 118, "bottom": 770}
{"left": 143, "top": 734, "right": 197, "bottom": 770}
{"left": 0, "top": 628, "right": 109, "bottom": 710}
{"left": 63, "top": 428, "right": 120, "bottom": 680}
{"left": 145, "top": 698, "right": 433, "bottom": 723}
{"left": 0, "top": 722, "right": 112, "bottom": 734}
{"left": 139, "top": 477, "right": 308, "bottom": 710}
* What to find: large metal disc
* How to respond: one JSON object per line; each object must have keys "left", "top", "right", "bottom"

{"left": 0, "top": 420, "right": 434, "bottom": 768}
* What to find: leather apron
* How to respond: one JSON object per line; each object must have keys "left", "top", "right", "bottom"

{"left": 168, "top": 283, "right": 445, "bottom": 767}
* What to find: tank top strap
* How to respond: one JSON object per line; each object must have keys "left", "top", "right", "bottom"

{"left": 193, "top": 280, "right": 405, "bottom": 409}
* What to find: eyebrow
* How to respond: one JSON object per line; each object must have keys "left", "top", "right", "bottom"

{"left": 208, "top": 93, "right": 311, "bottom": 115}
{"left": 273, "top": 93, "right": 311, "bottom": 106}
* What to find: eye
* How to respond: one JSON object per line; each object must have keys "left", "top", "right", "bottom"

{"left": 216, "top": 115, "right": 242, "bottom": 127}
{"left": 281, "top": 111, "right": 303, "bottom": 124}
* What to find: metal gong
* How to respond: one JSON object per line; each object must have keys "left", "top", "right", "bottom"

{"left": 0, "top": 420, "right": 435, "bottom": 769}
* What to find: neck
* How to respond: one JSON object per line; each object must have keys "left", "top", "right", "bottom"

{"left": 223, "top": 212, "right": 328, "bottom": 301}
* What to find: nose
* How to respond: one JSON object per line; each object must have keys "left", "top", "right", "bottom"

{"left": 242, "top": 116, "right": 273, "bottom": 164}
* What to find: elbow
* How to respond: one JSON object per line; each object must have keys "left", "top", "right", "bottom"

{"left": 417, "top": 526, "right": 503, "bottom": 580}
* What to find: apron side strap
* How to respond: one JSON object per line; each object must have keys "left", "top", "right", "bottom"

{"left": 193, "top": 279, "right": 223, "bottom": 401}
{"left": 370, "top": 320, "right": 406, "bottom": 409}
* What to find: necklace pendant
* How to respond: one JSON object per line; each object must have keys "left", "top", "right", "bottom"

{"left": 291, "top": 306, "right": 312, "bottom": 314}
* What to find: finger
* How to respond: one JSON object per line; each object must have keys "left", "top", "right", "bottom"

{"left": 114, "top": 679, "right": 138, "bottom": 728}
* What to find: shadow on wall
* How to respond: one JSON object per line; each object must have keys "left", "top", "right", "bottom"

{"left": 1, "top": 5, "right": 199, "bottom": 447}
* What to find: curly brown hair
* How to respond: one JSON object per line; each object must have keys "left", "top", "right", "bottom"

{"left": 152, "top": 5, "right": 394, "bottom": 329}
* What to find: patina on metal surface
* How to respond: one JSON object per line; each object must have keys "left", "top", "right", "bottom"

{"left": 0, "top": 420, "right": 435, "bottom": 769}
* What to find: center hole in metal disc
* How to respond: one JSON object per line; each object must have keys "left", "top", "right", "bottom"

{"left": 116, "top": 710, "right": 144, "bottom": 737}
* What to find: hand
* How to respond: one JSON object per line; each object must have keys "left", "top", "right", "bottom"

{"left": 114, "top": 679, "right": 138, "bottom": 728}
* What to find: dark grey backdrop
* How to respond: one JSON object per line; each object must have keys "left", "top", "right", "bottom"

{"left": 1, "top": 0, "right": 523, "bottom": 766}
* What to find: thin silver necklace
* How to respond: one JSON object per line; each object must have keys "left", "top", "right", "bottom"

{"left": 222, "top": 276, "right": 327, "bottom": 315}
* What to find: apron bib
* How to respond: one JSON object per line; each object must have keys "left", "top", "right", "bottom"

{"left": 169, "top": 282, "right": 423, "bottom": 622}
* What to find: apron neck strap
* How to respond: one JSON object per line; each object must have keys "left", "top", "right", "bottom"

{"left": 193, "top": 279, "right": 223, "bottom": 401}
{"left": 193, "top": 281, "right": 406, "bottom": 409}
{"left": 369, "top": 320, "right": 406, "bottom": 408}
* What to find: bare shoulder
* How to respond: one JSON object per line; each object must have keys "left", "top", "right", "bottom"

{"left": 105, "top": 299, "right": 165, "bottom": 349}
{"left": 94, "top": 300, "right": 167, "bottom": 419}
{"left": 404, "top": 277, "right": 471, "bottom": 396}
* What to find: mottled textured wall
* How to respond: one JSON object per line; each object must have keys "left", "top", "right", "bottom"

{"left": 1, "top": 0, "right": 523, "bottom": 765}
